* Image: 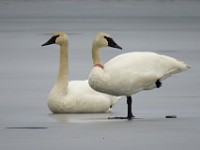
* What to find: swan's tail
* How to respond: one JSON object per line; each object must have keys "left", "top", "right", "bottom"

{"left": 107, "top": 96, "right": 121, "bottom": 112}
{"left": 111, "top": 96, "right": 121, "bottom": 106}
{"left": 160, "top": 57, "right": 190, "bottom": 81}
{"left": 176, "top": 59, "right": 191, "bottom": 71}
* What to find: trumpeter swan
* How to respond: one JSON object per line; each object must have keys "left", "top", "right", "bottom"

{"left": 88, "top": 32, "right": 190, "bottom": 119}
{"left": 41, "top": 32, "right": 120, "bottom": 113}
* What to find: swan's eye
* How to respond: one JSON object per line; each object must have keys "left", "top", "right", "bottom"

{"left": 104, "top": 36, "right": 112, "bottom": 42}
{"left": 42, "top": 35, "right": 60, "bottom": 46}
{"left": 104, "top": 36, "right": 114, "bottom": 45}
{"left": 104, "top": 36, "right": 122, "bottom": 50}
{"left": 50, "top": 35, "right": 60, "bottom": 43}
{"left": 54, "top": 35, "right": 60, "bottom": 40}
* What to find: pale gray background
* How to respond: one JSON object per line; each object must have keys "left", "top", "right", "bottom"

{"left": 0, "top": 0, "right": 199, "bottom": 150}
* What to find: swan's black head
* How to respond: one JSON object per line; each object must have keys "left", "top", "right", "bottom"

{"left": 104, "top": 36, "right": 122, "bottom": 50}
{"left": 41, "top": 35, "right": 59, "bottom": 46}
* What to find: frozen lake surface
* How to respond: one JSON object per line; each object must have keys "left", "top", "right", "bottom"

{"left": 0, "top": 0, "right": 200, "bottom": 150}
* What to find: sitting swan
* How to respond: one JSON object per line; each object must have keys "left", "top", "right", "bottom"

{"left": 88, "top": 32, "right": 190, "bottom": 119}
{"left": 41, "top": 32, "right": 120, "bottom": 113}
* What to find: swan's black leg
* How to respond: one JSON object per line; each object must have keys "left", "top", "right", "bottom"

{"left": 127, "top": 96, "right": 135, "bottom": 120}
{"left": 108, "top": 96, "right": 135, "bottom": 120}
{"left": 156, "top": 79, "right": 162, "bottom": 88}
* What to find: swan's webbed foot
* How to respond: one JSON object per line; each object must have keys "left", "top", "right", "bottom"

{"left": 108, "top": 96, "right": 136, "bottom": 120}
{"left": 156, "top": 79, "right": 162, "bottom": 88}
{"left": 108, "top": 114, "right": 135, "bottom": 120}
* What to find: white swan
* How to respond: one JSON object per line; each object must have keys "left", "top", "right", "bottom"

{"left": 41, "top": 32, "right": 120, "bottom": 113}
{"left": 88, "top": 32, "right": 190, "bottom": 119}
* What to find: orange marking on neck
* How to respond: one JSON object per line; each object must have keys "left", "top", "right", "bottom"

{"left": 94, "top": 64, "right": 104, "bottom": 69}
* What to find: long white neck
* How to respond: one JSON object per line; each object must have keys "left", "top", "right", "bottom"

{"left": 55, "top": 44, "right": 69, "bottom": 95}
{"left": 92, "top": 43, "right": 102, "bottom": 65}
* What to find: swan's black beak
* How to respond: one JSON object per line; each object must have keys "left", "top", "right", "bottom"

{"left": 104, "top": 36, "right": 122, "bottom": 50}
{"left": 41, "top": 35, "right": 59, "bottom": 46}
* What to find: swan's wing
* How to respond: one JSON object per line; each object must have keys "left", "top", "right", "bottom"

{"left": 106, "top": 52, "right": 189, "bottom": 81}
{"left": 103, "top": 52, "right": 189, "bottom": 95}
{"left": 69, "top": 80, "right": 120, "bottom": 107}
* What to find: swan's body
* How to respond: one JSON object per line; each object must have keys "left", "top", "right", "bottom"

{"left": 48, "top": 80, "right": 118, "bottom": 113}
{"left": 88, "top": 32, "right": 190, "bottom": 119}
{"left": 42, "top": 32, "right": 119, "bottom": 113}
{"left": 89, "top": 52, "right": 189, "bottom": 96}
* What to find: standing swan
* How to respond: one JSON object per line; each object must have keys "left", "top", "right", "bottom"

{"left": 88, "top": 32, "right": 190, "bottom": 119}
{"left": 41, "top": 32, "right": 120, "bottom": 113}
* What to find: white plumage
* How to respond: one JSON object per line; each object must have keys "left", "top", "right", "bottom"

{"left": 42, "top": 32, "right": 119, "bottom": 113}
{"left": 48, "top": 80, "right": 118, "bottom": 113}
{"left": 90, "top": 52, "right": 190, "bottom": 96}
{"left": 88, "top": 32, "right": 190, "bottom": 119}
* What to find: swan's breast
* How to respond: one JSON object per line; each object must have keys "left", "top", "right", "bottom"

{"left": 89, "top": 67, "right": 112, "bottom": 93}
